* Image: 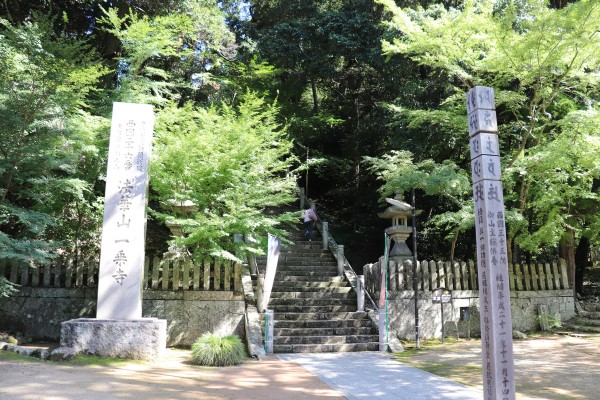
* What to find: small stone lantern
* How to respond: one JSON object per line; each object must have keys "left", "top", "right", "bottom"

{"left": 379, "top": 197, "right": 418, "bottom": 261}
{"left": 163, "top": 199, "right": 197, "bottom": 236}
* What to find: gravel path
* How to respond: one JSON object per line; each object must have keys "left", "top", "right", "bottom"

{"left": 396, "top": 334, "right": 600, "bottom": 400}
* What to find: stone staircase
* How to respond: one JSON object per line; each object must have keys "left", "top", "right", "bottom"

{"left": 564, "top": 304, "right": 600, "bottom": 334}
{"left": 259, "top": 229, "right": 379, "bottom": 353}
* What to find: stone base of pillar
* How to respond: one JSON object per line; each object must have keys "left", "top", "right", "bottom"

{"left": 57, "top": 318, "right": 167, "bottom": 361}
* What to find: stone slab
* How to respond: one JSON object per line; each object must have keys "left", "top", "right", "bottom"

{"left": 60, "top": 318, "right": 166, "bottom": 361}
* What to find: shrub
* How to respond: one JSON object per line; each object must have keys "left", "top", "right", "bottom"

{"left": 191, "top": 333, "right": 245, "bottom": 367}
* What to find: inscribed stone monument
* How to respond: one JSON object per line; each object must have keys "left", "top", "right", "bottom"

{"left": 97, "top": 102, "right": 154, "bottom": 319}
{"left": 467, "top": 86, "right": 516, "bottom": 400}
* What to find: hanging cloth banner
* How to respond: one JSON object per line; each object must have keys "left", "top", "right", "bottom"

{"left": 260, "top": 233, "right": 281, "bottom": 312}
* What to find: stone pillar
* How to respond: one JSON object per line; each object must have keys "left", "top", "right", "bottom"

{"left": 378, "top": 308, "right": 386, "bottom": 352}
{"left": 337, "top": 245, "right": 345, "bottom": 276}
{"left": 97, "top": 102, "right": 155, "bottom": 319}
{"left": 265, "top": 309, "right": 274, "bottom": 354}
{"left": 322, "top": 221, "right": 329, "bottom": 251}
{"left": 357, "top": 275, "right": 365, "bottom": 312}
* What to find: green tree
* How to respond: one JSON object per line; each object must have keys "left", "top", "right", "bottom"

{"left": 0, "top": 17, "right": 108, "bottom": 296}
{"left": 151, "top": 94, "right": 298, "bottom": 261}
{"left": 375, "top": 0, "right": 600, "bottom": 288}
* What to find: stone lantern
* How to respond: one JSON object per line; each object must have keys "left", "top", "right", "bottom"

{"left": 379, "top": 197, "right": 418, "bottom": 261}
{"left": 163, "top": 199, "right": 197, "bottom": 236}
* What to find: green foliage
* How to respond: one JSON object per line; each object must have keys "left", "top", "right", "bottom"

{"left": 0, "top": 17, "right": 109, "bottom": 296}
{"left": 191, "top": 332, "right": 246, "bottom": 367}
{"left": 151, "top": 93, "right": 297, "bottom": 261}
{"left": 99, "top": 4, "right": 237, "bottom": 105}
{"left": 375, "top": 0, "right": 600, "bottom": 260}
{"left": 365, "top": 150, "right": 473, "bottom": 259}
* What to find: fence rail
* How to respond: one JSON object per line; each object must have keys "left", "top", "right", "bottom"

{"left": 363, "top": 258, "right": 569, "bottom": 295}
{"left": 0, "top": 256, "right": 242, "bottom": 292}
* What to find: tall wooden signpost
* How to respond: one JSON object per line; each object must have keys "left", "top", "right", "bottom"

{"left": 467, "top": 86, "right": 516, "bottom": 400}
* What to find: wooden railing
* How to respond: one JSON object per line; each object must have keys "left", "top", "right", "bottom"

{"left": 0, "top": 256, "right": 242, "bottom": 292}
{"left": 363, "top": 258, "right": 570, "bottom": 294}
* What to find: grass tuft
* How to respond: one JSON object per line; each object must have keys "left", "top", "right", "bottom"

{"left": 191, "top": 332, "right": 245, "bottom": 367}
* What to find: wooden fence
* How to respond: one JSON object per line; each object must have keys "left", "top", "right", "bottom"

{"left": 363, "top": 258, "right": 570, "bottom": 295}
{"left": 0, "top": 256, "right": 242, "bottom": 292}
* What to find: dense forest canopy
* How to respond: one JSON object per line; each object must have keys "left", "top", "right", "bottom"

{"left": 0, "top": 0, "right": 598, "bottom": 296}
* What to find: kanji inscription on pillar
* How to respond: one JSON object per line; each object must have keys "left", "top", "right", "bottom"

{"left": 97, "top": 103, "right": 154, "bottom": 320}
{"left": 468, "top": 86, "right": 516, "bottom": 400}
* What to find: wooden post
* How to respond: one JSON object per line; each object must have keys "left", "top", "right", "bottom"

{"left": 214, "top": 260, "right": 221, "bottom": 291}
{"left": 152, "top": 257, "right": 160, "bottom": 289}
{"left": 143, "top": 256, "right": 150, "bottom": 289}
{"left": 544, "top": 263, "right": 553, "bottom": 290}
{"left": 234, "top": 262, "right": 242, "bottom": 292}
{"left": 468, "top": 260, "right": 477, "bottom": 290}
{"left": 65, "top": 257, "right": 73, "bottom": 288}
{"left": 468, "top": 86, "right": 515, "bottom": 400}
{"left": 183, "top": 260, "right": 191, "bottom": 290}
{"left": 431, "top": 261, "right": 439, "bottom": 290}
{"left": 53, "top": 257, "right": 62, "bottom": 287}
{"left": 515, "top": 263, "right": 524, "bottom": 291}
{"left": 551, "top": 261, "right": 560, "bottom": 290}
{"left": 224, "top": 261, "right": 231, "bottom": 291}
{"left": 161, "top": 260, "right": 170, "bottom": 290}
{"left": 43, "top": 262, "right": 51, "bottom": 287}
{"left": 423, "top": 261, "right": 431, "bottom": 291}
{"left": 193, "top": 261, "right": 201, "bottom": 290}
{"left": 388, "top": 260, "right": 397, "bottom": 292}
{"left": 31, "top": 263, "right": 40, "bottom": 287}
{"left": 559, "top": 259, "right": 569, "bottom": 289}
{"left": 203, "top": 260, "right": 211, "bottom": 290}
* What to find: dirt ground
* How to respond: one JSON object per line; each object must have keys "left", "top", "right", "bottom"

{"left": 2, "top": 334, "right": 600, "bottom": 400}
{"left": 0, "top": 349, "right": 344, "bottom": 400}
{"left": 395, "top": 333, "right": 600, "bottom": 400}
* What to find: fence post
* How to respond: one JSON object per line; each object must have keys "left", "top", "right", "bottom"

{"left": 337, "top": 245, "right": 345, "bottom": 276}
{"left": 299, "top": 188, "right": 305, "bottom": 209}
{"left": 265, "top": 309, "right": 274, "bottom": 354}
{"left": 357, "top": 275, "right": 365, "bottom": 312}
{"left": 322, "top": 221, "right": 329, "bottom": 251}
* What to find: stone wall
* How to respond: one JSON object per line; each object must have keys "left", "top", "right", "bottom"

{"left": 0, "top": 288, "right": 245, "bottom": 347}
{"left": 387, "top": 289, "right": 575, "bottom": 340}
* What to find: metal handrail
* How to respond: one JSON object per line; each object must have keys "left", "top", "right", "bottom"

{"left": 297, "top": 185, "right": 378, "bottom": 311}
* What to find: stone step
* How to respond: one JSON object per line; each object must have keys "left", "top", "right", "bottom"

{"left": 274, "top": 335, "right": 378, "bottom": 345}
{"left": 280, "top": 248, "right": 329, "bottom": 255}
{"left": 274, "top": 318, "right": 373, "bottom": 329}
{"left": 276, "top": 268, "right": 339, "bottom": 276}
{"left": 583, "top": 304, "right": 600, "bottom": 312}
{"left": 274, "top": 275, "right": 344, "bottom": 283}
{"left": 269, "top": 305, "right": 358, "bottom": 313}
{"left": 273, "top": 342, "right": 379, "bottom": 353}
{"left": 270, "top": 289, "right": 353, "bottom": 298}
{"left": 578, "top": 310, "right": 600, "bottom": 319}
{"left": 268, "top": 298, "right": 356, "bottom": 306}
{"left": 270, "top": 311, "right": 369, "bottom": 321}
{"left": 565, "top": 324, "right": 600, "bottom": 333}
{"left": 272, "top": 281, "right": 348, "bottom": 289}
{"left": 274, "top": 327, "right": 375, "bottom": 336}
{"left": 569, "top": 317, "right": 600, "bottom": 327}
{"left": 279, "top": 260, "right": 337, "bottom": 266}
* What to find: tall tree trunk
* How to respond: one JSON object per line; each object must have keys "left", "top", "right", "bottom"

{"left": 311, "top": 78, "right": 319, "bottom": 114}
{"left": 559, "top": 227, "right": 576, "bottom": 298}
{"left": 575, "top": 236, "right": 590, "bottom": 295}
